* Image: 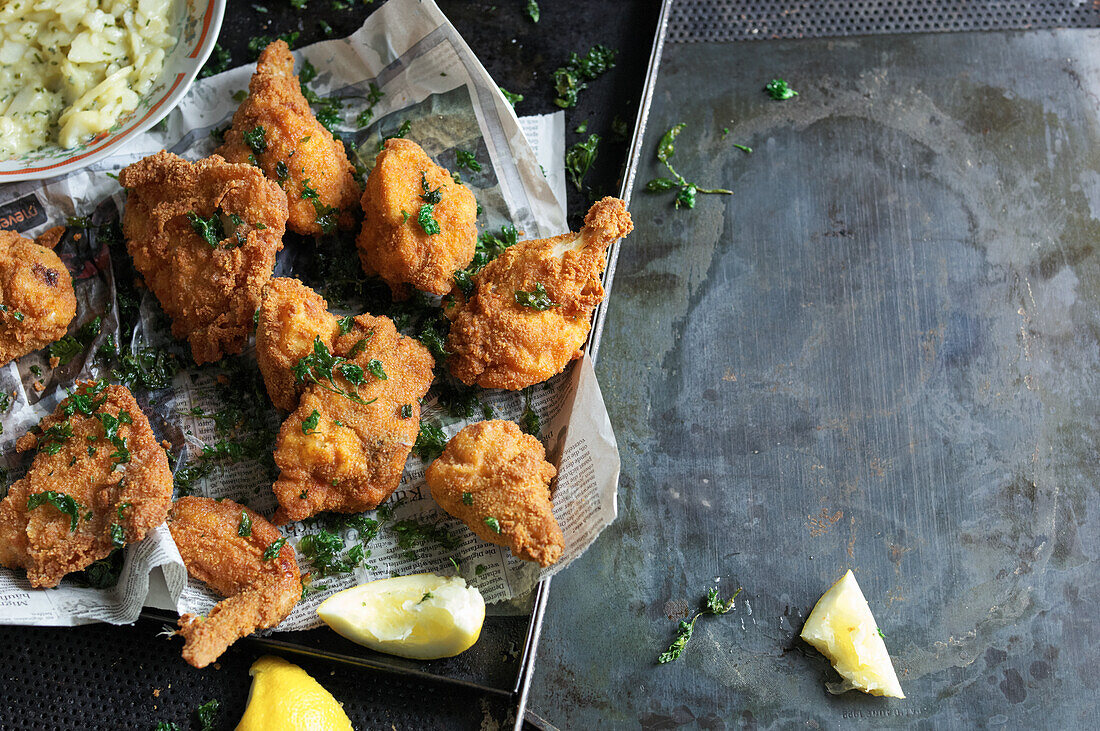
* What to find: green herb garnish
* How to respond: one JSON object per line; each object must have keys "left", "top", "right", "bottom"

{"left": 243, "top": 125, "right": 267, "bottom": 155}
{"left": 413, "top": 420, "right": 447, "bottom": 462}
{"left": 520, "top": 388, "right": 540, "bottom": 437}
{"left": 646, "top": 123, "right": 732, "bottom": 209}
{"left": 484, "top": 517, "right": 502, "bottom": 534}
{"left": 514, "top": 282, "right": 558, "bottom": 311}
{"left": 28, "top": 491, "right": 81, "bottom": 531}
{"left": 553, "top": 45, "right": 616, "bottom": 108}
{"left": 455, "top": 149, "right": 481, "bottom": 172}
{"left": 301, "top": 409, "right": 321, "bottom": 435}
{"left": 186, "top": 211, "right": 225, "bottom": 248}
{"left": 499, "top": 87, "right": 523, "bottom": 107}
{"left": 764, "top": 78, "right": 798, "bottom": 100}
{"left": 238, "top": 511, "right": 252, "bottom": 537}
{"left": 263, "top": 537, "right": 288, "bottom": 560}
{"left": 196, "top": 699, "right": 220, "bottom": 731}
{"left": 200, "top": 45, "right": 231, "bottom": 78}
{"left": 417, "top": 205, "right": 441, "bottom": 235}
{"left": 565, "top": 134, "right": 600, "bottom": 191}
{"left": 292, "top": 337, "right": 375, "bottom": 405}
{"left": 40, "top": 422, "right": 74, "bottom": 455}
{"left": 400, "top": 404, "right": 412, "bottom": 419}
{"left": 462, "top": 492, "right": 473, "bottom": 506}
{"left": 657, "top": 587, "right": 742, "bottom": 663}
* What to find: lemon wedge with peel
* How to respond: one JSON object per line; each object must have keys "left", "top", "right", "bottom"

{"left": 317, "top": 573, "right": 485, "bottom": 660}
{"left": 800, "top": 570, "right": 905, "bottom": 698}
{"left": 235, "top": 655, "right": 353, "bottom": 731}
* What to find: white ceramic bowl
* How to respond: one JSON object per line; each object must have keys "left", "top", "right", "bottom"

{"left": 0, "top": 0, "right": 226, "bottom": 182}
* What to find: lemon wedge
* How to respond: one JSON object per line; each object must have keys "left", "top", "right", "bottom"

{"left": 235, "top": 655, "right": 353, "bottom": 731}
{"left": 317, "top": 573, "right": 485, "bottom": 660}
{"left": 800, "top": 570, "right": 905, "bottom": 698}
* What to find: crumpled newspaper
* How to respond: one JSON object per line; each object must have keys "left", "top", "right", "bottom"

{"left": 0, "top": 0, "right": 619, "bottom": 629}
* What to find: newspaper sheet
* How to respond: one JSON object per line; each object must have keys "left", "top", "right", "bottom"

{"left": 0, "top": 0, "right": 618, "bottom": 629}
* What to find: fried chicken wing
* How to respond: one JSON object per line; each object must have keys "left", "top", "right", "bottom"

{"left": 0, "top": 228, "right": 76, "bottom": 366}
{"left": 0, "top": 381, "right": 172, "bottom": 588}
{"left": 119, "top": 151, "right": 288, "bottom": 364}
{"left": 256, "top": 277, "right": 340, "bottom": 411}
{"left": 271, "top": 312, "right": 434, "bottom": 524}
{"left": 426, "top": 420, "right": 562, "bottom": 567}
{"left": 168, "top": 496, "right": 302, "bottom": 668}
{"left": 216, "top": 40, "right": 359, "bottom": 237}
{"left": 445, "top": 197, "right": 632, "bottom": 390}
{"left": 357, "top": 138, "right": 478, "bottom": 297}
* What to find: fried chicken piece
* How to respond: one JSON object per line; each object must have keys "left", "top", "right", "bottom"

{"left": 446, "top": 197, "right": 633, "bottom": 390}
{"left": 168, "top": 496, "right": 301, "bottom": 668}
{"left": 271, "top": 313, "right": 434, "bottom": 524}
{"left": 119, "top": 151, "right": 288, "bottom": 364}
{"left": 426, "top": 420, "right": 562, "bottom": 566}
{"left": 0, "top": 382, "right": 172, "bottom": 588}
{"left": 0, "top": 228, "right": 76, "bottom": 366}
{"left": 357, "top": 138, "right": 478, "bottom": 297}
{"left": 216, "top": 40, "right": 359, "bottom": 236}
{"left": 256, "top": 277, "right": 340, "bottom": 411}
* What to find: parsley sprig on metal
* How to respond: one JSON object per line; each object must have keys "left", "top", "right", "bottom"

{"left": 657, "top": 587, "right": 742, "bottom": 664}
{"left": 764, "top": 78, "right": 798, "bottom": 100}
{"left": 565, "top": 134, "right": 600, "bottom": 191}
{"left": 292, "top": 337, "right": 378, "bottom": 406}
{"left": 646, "top": 123, "right": 733, "bottom": 209}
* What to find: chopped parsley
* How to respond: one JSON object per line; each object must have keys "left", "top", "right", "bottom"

{"left": 40, "top": 422, "right": 74, "bottom": 455}
{"left": 657, "top": 587, "right": 742, "bottom": 663}
{"left": 263, "top": 537, "right": 288, "bottom": 560}
{"left": 338, "top": 315, "right": 355, "bottom": 334}
{"left": 565, "top": 134, "right": 600, "bottom": 191}
{"left": 355, "top": 82, "right": 385, "bottom": 128}
{"left": 301, "top": 179, "right": 320, "bottom": 199}
{"left": 248, "top": 32, "right": 299, "bottom": 58}
{"left": 200, "top": 44, "right": 231, "bottom": 78}
{"left": 417, "top": 205, "right": 441, "bottom": 235}
{"left": 292, "top": 337, "right": 376, "bottom": 405}
{"left": 514, "top": 282, "right": 558, "bottom": 311}
{"left": 238, "top": 511, "right": 252, "bottom": 537}
{"left": 400, "top": 404, "right": 412, "bottom": 419}
{"left": 365, "top": 359, "right": 387, "bottom": 380}
{"left": 553, "top": 45, "right": 617, "bottom": 108}
{"left": 196, "top": 699, "right": 220, "bottom": 731}
{"left": 186, "top": 211, "right": 225, "bottom": 248}
{"left": 483, "top": 516, "right": 502, "bottom": 534}
{"left": 413, "top": 420, "right": 447, "bottom": 462}
{"left": 764, "top": 78, "right": 798, "bottom": 100}
{"left": 499, "top": 87, "right": 523, "bottom": 107}
{"left": 243, "top": 125, "right": 267, "bottom": 155}
{"left": 455, "top": 149, "right": 481, "bottom": 172}
{"left": 27, "top": 491, "right": 80, "bottom": 531}
{"left": 525, "top": 0, "right": 540, "bottom": 22}
{"left": 520, "top": 388, "right": 540, "bottom": 437}
{"left": 733, "top": 143, "right": 752, "bottom": 154}
{"left": 645, "top": 123, "right": 732, "bottom": 209}
{"left": 462, "top": 492, "right": 473, "bottom": 506}
{"left": 301, "top": 409, "right": 321, "bottom": 434}
{"left": 49, "top": 315, "right": 102, "bottom": 367}
{"left": 109, "top": 522, "right": 126, "bottom": 549}
{"left": 275, "top": 160, "right": 290, "bottom": 185}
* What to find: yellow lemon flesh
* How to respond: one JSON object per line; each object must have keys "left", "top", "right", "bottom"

{"left": 800, "top": 570, "right": 905, "bottom": 698}
{"left": 317, "top": 573, "right": 485, "bottom": 660}
{"left": 236, "top": 655, "right": 353, "bottom": 731}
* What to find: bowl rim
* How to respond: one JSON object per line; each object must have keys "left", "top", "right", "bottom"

{"left": 0, "top": 0, "right": 227, "bottom": 183}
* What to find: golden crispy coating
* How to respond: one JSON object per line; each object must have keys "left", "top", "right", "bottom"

{"left": 256, "top": 277, "right": 340, "bottom": 411}
{"left": 426, "top": 420, "right": 562, "bottom": 567}
{"left": 0, "top": 229, "right": 76, "bottom": 366}
{"left": 0, "top": 382, "right": 173, "bottom": 588}
{"left": 216, "top": 41, "right": 359, "bottom": 236}
{"left": 445, "top": 197, "right": 632, "bottom": 390}
{"left": 168, "top": 496, "right": 301, "bottom": 668}
{"left": 119, "top": 151, "right": 288, "bottom": 365}
{"left": 271, "top": 313, "right": 434, "bottom": 524}
{"left": 357, "top": 138, "right": 478, "bottom": 297}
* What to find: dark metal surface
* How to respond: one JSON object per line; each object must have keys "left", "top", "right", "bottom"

{"left": 0, "top": 1, "right": 661, "bottom": 729}
{"left": 669, "top": 0, "right": 1100, "bottom": 43}
{"left": 530, "top": 28, "right": 1100, "bottom": 729}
